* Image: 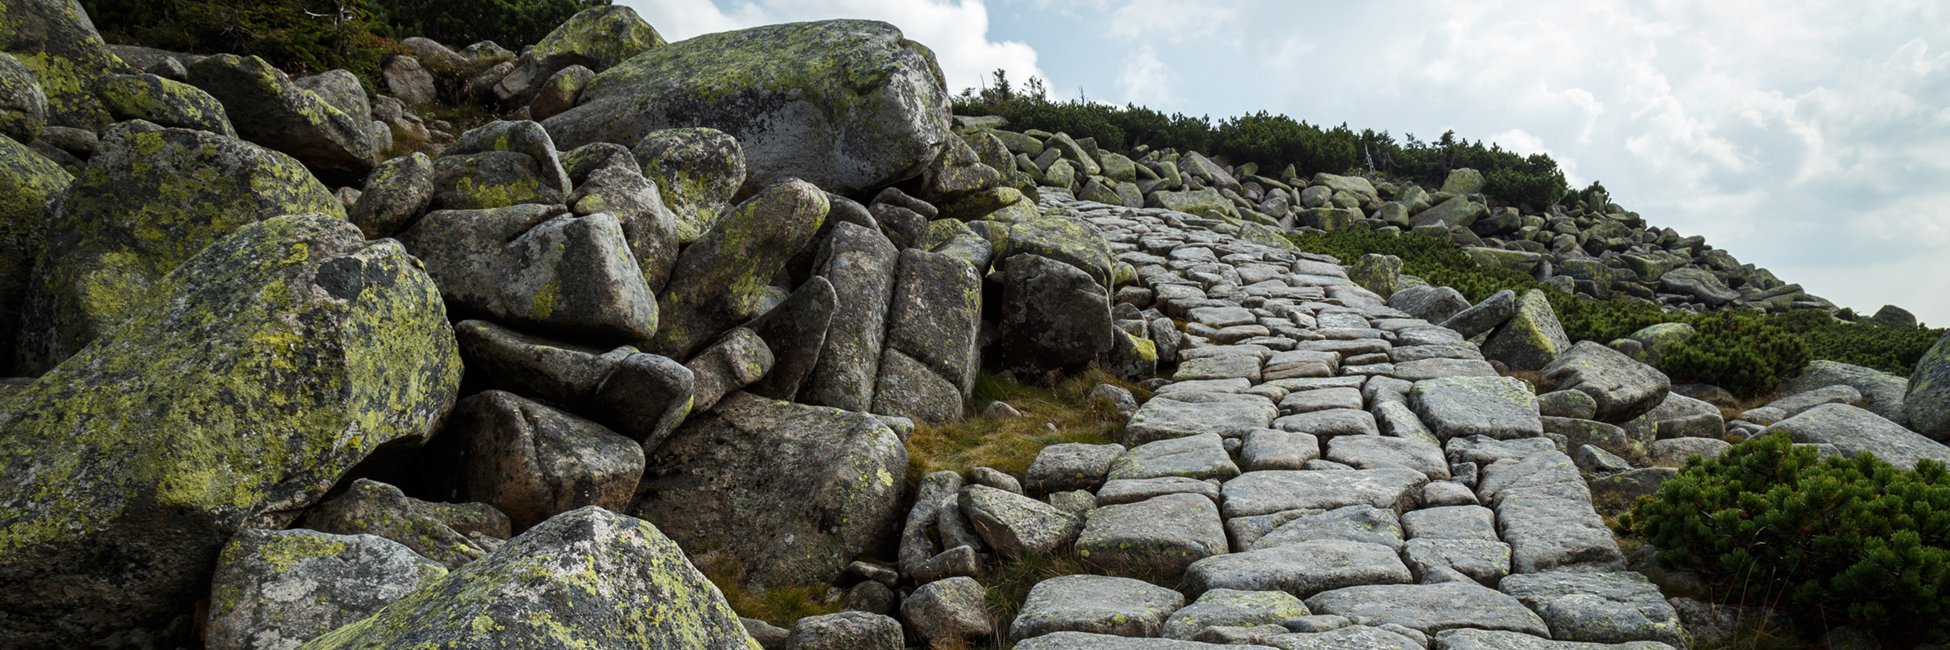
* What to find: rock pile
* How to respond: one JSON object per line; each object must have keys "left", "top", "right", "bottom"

{"left": 0, "top": 0, "right": 1944, "bottom": 648}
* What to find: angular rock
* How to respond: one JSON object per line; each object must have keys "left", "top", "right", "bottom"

{"left": 902, "top": 576, "right": 993, "bottom": 646}
{"left": 187, "top": 54, "right": 377, "bottom": 179}
{"left": 1164, "top": 589, "right": 1310, "bottom": 641}
{"left": 1326, "top": 436, "right": 1450, "bottom": 480}
{"left": 495, "top": 5, "right": 664, "bottom": 105}
{"left": 1783, "top": 360, "right": 1909, "bottom": 426}
{"left": 801, "top": 222, "right": 898, "bottom": 411}
{"left": 744, "top": 276, "right": 836, "bottom": 401}
{"left": 0, "top": 51, "right": 45, "bottom": 142}
{"left": 655, "top": 179, "right": 827, "bottom": 358}
{"left": 1543, "top": 341, "right": 1671, "bottom": 423}
{"left": 961, "top": 484, "right": 1082, "bottom": 559}
{"left": 16, "top": 123, "right": 340, "bottom": 373}
{"left": 1389, "top": 285, "right": 1470, "bottom": 324}
{"left": 785, "top": 611, "right": 902, "bottom": 650}
{"left": 300, "top": 479, "right": 511, "bottom": 570}
{"left": 1435, "top": 629, "right": 1678, "bottom": 649}
{"left": 547, "top": 20, "right": 951, "bottom": 194}
{"left": 442, "top": 390, "right": 643, "bottom": 531}
{"left": 1011, "top": 574, "right": 1185, "bottom": 640}
{"left": 1251, "top": 505, "right": 1406, "bottom": 551}
{"left": 0, "top": 134, "right": 69, "bottom": 377}
{"left": 96, "top": 72, "right": 235, "bottom": 136}
{"left": 1017, "top": 632, "right": 1275, "bottom": 649}
{"left": 1077, "top": 493, "right": 1229, "bottom": 577}
{"left": 636, "top": 392, "right": 905, "bottom": 587}
{"left": 1108, "top": 433, "right": 1241, "bottom": 481}
{"left": 303, "top": 507, "right": 755, "bottom": 649}
{"left": 1767, "top": 403, "right": 1950, "bottom": 470}
{"left": 1403, "top": 538, "right": 1512, "bottom": 585}
{"left": 1025, "top": 443, "right": 1125, "bottom": 494}
{"left": 633, "top": 127, "right": 747, "bottom": 243}
{"left": 1185, "top": 540, "right": 1412, "bottom": 598}
{"left": 0, "top": 215, "right": 459, "bottom": 647}
{"left": 1242, "top": 429, "right": 1322, "bottom": 471}
{"left": 1483, "top": 289, "right": 1572, "bottom": 371}
{"left": 0, "top": 0, "right": 127, "bottom": 130}
{"left": 1221, "top": 468, "right": 1428, "bottom": 518}
{"left": 1496, "top": 493, "right": 1625, "bottom": 573}
{"left": 1410, "top": 376, "right": 1543, "bottom": 441}
{"left": 1439, "top": 289, "right": 1516, "bottom": 339}
{"left": 1500, "top": 572, "right": 1686, "bottom": 646}
{"left": 1908, "top": 333, "right": 1950, "bottom": 440}
{"left": 684, "top": 327, "right": 774, "bottom": 413}
{"left": 1125, "top": 394, "right": 1279, "bottom": 445}
{"left": 587, "top": 351, "right": 696, "bottom": 448}
{"left": 205, "top": 530, "right": 446, "bottom": 650}
{"left": 349, "top": 152, "right": 435, "bottom": 239}
{"left": 875, "top": 248, "right": 983, "bottom": 417}
{"left": 999, "top": 253, "right": 1116, "bottom": 375}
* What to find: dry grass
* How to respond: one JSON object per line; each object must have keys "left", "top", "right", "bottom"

{"left": 906, "top": 369, "right": 1148, "bottom": 479}
{"left": 694, "top": 553, "right": 842, "bottom": 628}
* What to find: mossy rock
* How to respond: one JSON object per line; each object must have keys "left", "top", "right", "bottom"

{"left": 206, "top": 529, "right": 447, "bottom": 650}
{"left": 999, "top": 212, "right": 1117, "bottom": 289}
{"left": 0, "top": 134, "right": 69, "bottom": 377}
{"left": 95, "top": 72, "right": 236, "bottom": 137}
{"left": 545, "top": 19, "right": 952, "bottom": 195}
{"left": 0, "top": 0, "right": 128, "bottom": 130}
{"left": 1482, "top": 289, "right": 1573, "bottom": 372}
{"left": 653, "top": 179, "right": 828, "bottom": 359}
{"left": 633, "top": 127, "right": 746, "bottom": 244}
{"left": 186, "top": 54, "right": 378, "bottom": 181}
{"left": 0, "top": 51, "right": 47, "bottom": 142}
{"left": 1146, "top": 187, "right": 1237, "bottom": 221}
{"left": 298, "top": 479, "right": 511, "bottom": 571}
{"left": 0, "top": 214, "right": 462, "bottom": 648}
{"left": 15, "top": 122, "right": 340, "bottom": 373}
{"left": 303, "top": 506, "right": 759, "bottom": 649}
{"left": 495, "top": 5, "right": 665, "bottom": 105}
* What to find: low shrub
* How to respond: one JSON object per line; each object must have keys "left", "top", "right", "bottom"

{"left": 1621, "top": 433, "right": 1950, "bottom": 645}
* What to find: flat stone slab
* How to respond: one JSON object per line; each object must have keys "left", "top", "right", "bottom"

{"left": 1272, "top": 409, "right": 1379, "bottom": 438}
{"left": 1025, "top": 443, "right": 1126, "bottom": 494}
{"left": 1478, "top": 451, "right": 1591, "bottom": 505}
{"left": 1189, "top": 306, "right": 1259, "bottom": 328}
{"left": 1175, "top": 354, "right": 1263, "bottom": 382}
{"left": 1401, "top": 505, "right": 1498, "bottom": 541}
{"left": 1767, "top": 403, "right": 1950, "bottom": 470}
{"left": 1221, "top": 469, "right": 1427, "bottom": 518}
{"left": 1126, "top": 394, "right": 1278, "bottom": 446}
{"left": 1495, "top": 493, "right": 1625, "bottom": 574}
{"left": 1279, "top": 388, "right": 1364, "bottom": 414}
{"left": 1163, "top": 589, "right": 1311, "bottom": 641}
{"left": 1241, "top": 430, "right": 1321, "bottom": 471}
{"left": 1108, "top": 433, "right": 1240, "bottom": 481}
{"left": 1016, "top": 631, "right": 1277, "bottom": 650}
{"left": 1249, "top": 505, "right": 1403, "bottom": 550}
{"left": 1499, "top": 572, "right": 1686, "bottom": 646}
{"left": 1097, "top": 477, "right": 1220, "bottom": 506}
{"left": 1433, "top": 628, "right": 1680, "bottom": 649}
{"left": 1410, "top": 377, "right": 1542, "bottom": 440}
{"left": 1077, "top": 494, "right": 1228, "bottom": 578}
{"left": 1184, "top": 540, "right": 1411, "bottom": 598}
{"left": 1305, "top": 582, "right": 1549, "bottom": 637}
{"left": 1011, "top": 575, "right": 1186, "bottom": 640}
{"left": 1403, "top": 538, "right": 1511, "bottom": 585}
{"left": 1325, "top": 436, "right": 1449, "bottom": 480}
{"left": 1264, "top": 626, "right": 1424, "bottom": 649}
{"left": 1390, "top": 358, "right": 1497, "bottom": 382}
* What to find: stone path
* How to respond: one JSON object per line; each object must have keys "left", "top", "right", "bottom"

{"left": 1004, "top": 193, "right": 1685, "bottom": 649}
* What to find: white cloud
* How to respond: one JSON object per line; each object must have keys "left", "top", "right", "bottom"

{"left": 1117, "top": 46, "right": 1177, "bottom": 106}
{"left": 618, "top": 0, "right": 1045, "bottom": 95}
{"left": 1107, "top": 0, "right": 1233, "bottom": 42}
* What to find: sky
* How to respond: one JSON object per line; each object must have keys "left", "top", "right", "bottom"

{"left": 621, "top": 0, "right": 1950, "bottom": 326}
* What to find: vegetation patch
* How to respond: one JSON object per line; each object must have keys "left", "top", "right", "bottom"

{"left": 1621, "top": 433, "right": 1950, "bottom": 646}
{"left": 906, "top": 369, "right": 1146, "bottom": 478}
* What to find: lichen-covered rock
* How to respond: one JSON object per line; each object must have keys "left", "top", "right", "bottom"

{"left": 1410, "top": 376, "right": 1543, "bottom": 440}
{"left": 529, "top": 63, "right": 593, "bottom": 120}
{"left": 442, "top": 390, "right": 644, "bottom": 532}
{"left": 742, "top": 276, "right": 834, "bottom": 401}
{"left": 0, "top": 0, "right": 128, "bottom": 130}
{"left": 635, "top": 392, "right": 905, "bottom": 587}
{"left": 348, "top": 152, "right": 434, "bottom": 239}
{"left": 632, "top": 127, "right": 746, "bottom": 243}
{"left": 302, "top": 506, "right": 758, "bottom": 649}
{"left": 1076, "top": 492, "right": 1228, "bottom": 578}
{"left": 299, "top": 479, "right": 511, "bottom": 570}
{"left": 564, "top": 142, "right": 682, "bottom": 293}
{"left": 0, "top": 135, "right": 69, "bottom": 377}
{"left": 1163, "top": 589, "right": 1310, "bottom": 641}
{"left": 998, "top": 253, "right": 1116, "bottom": 376}
{"left": 1767, "top": 403, "right": 1950, "bottom": 470}
{"left": 654, "top": 179, "right": 827, "bottom": 358}
{"left": 430, "top": 150, "right": 564, "bottom": 210}
{"left": 1483, "top": 289, "right": 1572, "bottom": 371}
{"left": 801, "top": 222, "right": 899, "bottom": 410}
{"left": 871, "top": 248, "right": 982, "bottom": 422}
{"left": 902, "top": 577, "right": 993, "bottom": 646}
{"left": 1011, "top": 574, "right": 1185, "bottom": 641}
{"left": 0, "top": 214, "right": 461, "bottom": 648}
{"left": 1906, "top": 332, "right": 1950, "bottom": 440}
{"left": 1499, "top": 572, "right": 1686, "bottom": 646}
{"left": 784, "top": 611, "right": 902, "bottom": 650}
{"left": 1783, "top": 360, "right": 1908, "bottom": 426}
{"left": 1542, "top": 341, "right": 1671, "bottom": 423}
{"left": 546, "top": 19, "right": 951, "bottom": 195}
{"left": 398, "top": 205, "right": 659, "bottom": 343}
{"left": 187, "top": 54, "right": 377, "bottom": 180}
{"left": 494, "top": 5, "right": 664, "bottom": 105}
{"left": 962, "top": 484, "right": 1083, "bottom": 559}
{"left": 0, "top": 51, "right": 49, "bottom": 141}
{"left": 95, "top": 72, "right": 236, "bottom": 136}
{"left": 16, "top": 123, "right": 340, "bottom": 373}
{"left": 206, "top": 530, "right": 446, "bottom": 650}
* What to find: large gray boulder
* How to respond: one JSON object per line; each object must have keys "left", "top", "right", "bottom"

{"left": 1410, "top": 376, "right": 1543, "bottom": 440}
{"left": 1542, "top": 341, "right": 1671, "bottom": 423}
{"left": 801, "top": 222, "right": 899, "bottom": 411}
{"left": 16, "top": 123, "right": 340, "bottom": 373}
{"left": 872, "top": 249, "right": 983, "bottom": 423}
{"left": 0, "top": 134, "right": 70, "bottom": 377}
{"left": 635, "top": 392, "right": 906, "bottom": 587}
{"left": 205, "top": 530, "right": 446, "bottom": 650}
{"left": 0, "top": 215, "right": 460, "bottom": 648}
{"left": 303, "top": 507, "right": 757, "bottom": 649}
{"left": 545, "top": 20, "right": 952, "bottom": 194}
{"left": 187, "top": 54, "right": 378, "bottom": 180}
{"left": 632, "top": 127, "right": 746, "bottom": 243}
{"left": 1499, "top": 571, "right": 1686, "bottom": 646}
{"left": 998, "top": 253, "right": 1116, "bottom": 376}
{"left": 0, "top": 0, "right": 129, "bottom": 130}
{"left": 961, "top": 484, "right": 1082, "bottom": 559}
{"left": 1076, "top": 493, "right": 1228, "bottom": 577}
{"left": 1482, "top": 289, "right": 1572, "bottom": 371}
{"left": 1768, "top": 403, "right": 1950, "bottom": 470}
{"left": 298, "top": 479, "right": 510, "bottom": 571}
{"left": 441, "top": 390, "right": 644, "bottom": 532}
{"left": 493, "top": 5, "right": 664, "bottom": 105}
{"left": 1907, "top": 333, "right": 1950, "bottom": 440}
{"left": 0, "top": 52, "right": 46, "bottom": 143}
{"left": 654, "top": 179, "right": 827, "bottom": 358}
{"left": 95, "top": 72, "right": 236, "bottom": 136}
{"left": 1783, "top": 360, "right": 1908, "bottom": 426}
{"left": 1305, "top": 582, "right": 1550, "bottom": 638}
{"left": 1011, "top": 574, "right": 1185, "bottom": 640}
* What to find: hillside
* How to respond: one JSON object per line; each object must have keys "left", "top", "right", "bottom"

{"left": 2, "top": 1, "right": 1949, "bottom": 649}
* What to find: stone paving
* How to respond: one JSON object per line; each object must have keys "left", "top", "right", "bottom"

{"left": 1004, "top": 193, "right": 1683, "bottom": 649}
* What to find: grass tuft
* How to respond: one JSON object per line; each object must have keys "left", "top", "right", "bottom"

{"left": 906, "top": 369, "right": 1148, "bottom": 479}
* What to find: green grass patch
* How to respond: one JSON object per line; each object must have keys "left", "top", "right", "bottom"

{"left": 907, "top": 369, "right": 1146, "bottom": 478}
{"left": 696, "top": 554, "right": 842, "bottom": 629}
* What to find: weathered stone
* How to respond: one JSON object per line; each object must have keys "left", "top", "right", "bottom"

{"left": 1439, "top": 289, "right": 1516, "bottom": 339}
{"left": 744, "top": 276, "right": 836, "bottom": 401}
{"left": 999, "top": 253, "right": 1116, "bottom": 375}
{"left": 1017, "top": 632, "right": 1275, "bottom": 649}
{"left": 785, "top": 611, "right": 902, "bottom": 650}
{"left": 1543, "top": 341, "right": 1671, "bottom": 423}
{"left": 0, "top": 51, "right": 48, "bottom": 142}
{"left": 349, "top": 152, "right": 435, "bottom": 239}
{"left": 1242, "top": 429, "right": 1321, "bottom": 470}
{"left": 1025, "top": 443, "right": 1125, "bottom": 494}
{"left": 633, "top": 127, "right": 746, "bottom": 243}
{"left": 16, "top": 124, "right": 339, "bottom": 373}
{"left": 802, "top": 222, "right": 899, "bottom": 411}
{"left": 1251, "top": 505, "right": 1405, "bottom": 551}
{"left": 1403, "top": 538, "right": 1512, "bottom": 585}
{"left": 636, "top": 392, "right": 905, "bottom": 587}
{"left": 1767, "top": 403, "right": 1950, "bottom": 470}
{"left": 1783, "top": 360, "right": 1909, "bottom": 425}
{"left": 684, "top": 327, "right": 774, "bottom": 413}
{"left": 1185, "top": 540, "right": 1412, "bottom": 598}
{"left": 187, "top": 54, "right": 377, "bottom": 179}
{"left": 1483, "top": 289, "right": 1572, "bottom": 371}
{"left": 655, "top": 179, "right": 827, "bottom": 358}
{"left": 1496, "top": 493, "right": 1625, "bottom": 573}
{"left": 0, "top": 215, "right": 459, "bottom": 647}
{"left": 1011, "top": 575, "right": 1186, "bottom": 640}
{"left": 1305, "top": 582, "right": 1549, "bottom": 637}
{"left": 1077, "top": 493, "right": 1228, "bottom": 577}
{"left": 442, "top": 390, "right": 643, "bottom": 531}
{"left": 588, "top": 351, "right": 696, "bottom": 448}
{"left": 1500, "top": 572, "right": 1686, "bottom": 646}
{"left": 1108, "top": 433, "right": 1240, "bottom": 481}
{"left": 1221, "top": 468, "right": 1428, "bottom": 518}
{"left": 96, "top": 72, "right": 235, "bottom": 136}
{"left": 303, "top": 507, "right": 756, "bottom": 649}
{"left": 0, "top": 0, "right": 127, "bottom": 130}
{"left": 0, "top": 134, "right": 69, "bottom": 377}
{"left": 1164, "top": 589, "right": 1310, "bottom": 641}
{"left": 1097, "top": 477, "right": 1221, "bottom": 505}
{"left": 299, "top": 479, "right": 510, "bottom": 571}
{"left": 1907, "top": 333, "right": 1950, "bottom": 440}
{"left": 563, "top": 146, "right": 682, "bottom": 293}
{"left": 961, "top": 484, "right": 1082, "bottom": 559}
{"left": 1411, "top": 376, "right": 1542, "bottom": 440}
{"left": 206, "top": 530, "right": 445, "bottom": 650}
{"left": 1326, "top": 436, "right": 1450, "bottom": 480}
{"left": 1434, "top": 629, "right": 1678, "bottom": 649}
{"left": 496, "top": 5, "right": 663, "bottom": 104}
{"left": 547, "top": 20, "right": 951, "bottom": 195}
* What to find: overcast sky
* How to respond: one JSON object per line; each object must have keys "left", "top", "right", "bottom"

{"left": 624, "top": 0, "right": 1950, "bottom": 326}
